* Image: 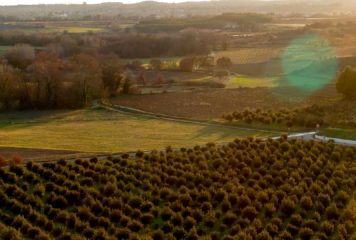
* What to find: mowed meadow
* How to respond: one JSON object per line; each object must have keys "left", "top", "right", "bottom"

{"left": 0, "top": 108, "right": 271, "bottom": 153}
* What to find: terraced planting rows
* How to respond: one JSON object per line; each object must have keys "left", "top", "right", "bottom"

{"left": 0, "top": 137, "right": 355, "bottom": 239}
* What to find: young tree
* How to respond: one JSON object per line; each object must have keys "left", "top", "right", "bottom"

{"left": 336, "top": 66, "right": 356, "bottom": 100}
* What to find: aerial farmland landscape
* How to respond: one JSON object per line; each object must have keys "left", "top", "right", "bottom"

{"left": 0, "top": 0, "right": 355, "bottom": 239}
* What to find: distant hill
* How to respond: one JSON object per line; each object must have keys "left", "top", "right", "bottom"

{"left": 0, "top": 0, "right": 355, "bottom": 20}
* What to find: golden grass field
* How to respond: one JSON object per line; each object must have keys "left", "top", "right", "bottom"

{"left": 226, "top": 75, "right": 279, "bottom": 88}
{"left": 0, "top": 108, "right": 271, "bottom": 153}
{"left": 45, "top": 26, "right": 106, "bottom": 33}
{"left": 215, "top": 47, "right": 283, "bottom": 64}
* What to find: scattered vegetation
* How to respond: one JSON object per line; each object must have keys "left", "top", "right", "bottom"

{"left": 222, "top": 105, "right": 326, "bottom": 128}
{"left": 223, "top": 102, "right": 356, "bottom": 130}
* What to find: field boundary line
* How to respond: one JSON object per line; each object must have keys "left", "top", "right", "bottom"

{"left": 100, "top": 100, "right": 284, "bottom": 134}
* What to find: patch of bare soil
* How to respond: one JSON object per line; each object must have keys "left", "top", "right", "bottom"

{"left": 112, "top": 85, "right": 341, "bottom": 120}
{"left": 0, "top": 147, "right": 81, "bottom": 160}
{"left": 111, "top": 88, "right": 296, "bottom": 120}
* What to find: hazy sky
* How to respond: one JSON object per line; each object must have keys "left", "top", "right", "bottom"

{"left": 0, "top": 0, "right": 209, "bottom": 6}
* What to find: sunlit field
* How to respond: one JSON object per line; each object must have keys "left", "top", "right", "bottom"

{"left": 0, "top": 109, "right": 271, "bottom": 153}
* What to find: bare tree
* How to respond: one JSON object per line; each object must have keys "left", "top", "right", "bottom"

{"left": 0, "top": 64, "right": 20, "bottom": 110}
{"left": 28, "top": 51, "right": 64, "bottom": 108}
{"left": 68, "top": 53, "right": 103, "bottom": 106}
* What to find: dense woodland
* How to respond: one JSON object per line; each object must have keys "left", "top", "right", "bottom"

{"left": 135, "top": 13, "right": 272, "bottom": 33}
{"left": 0, "top": 137, "right": 355, "bottom": 239}
{"left": 0, "top": 45, "right": 124, "bottom": 109}
{"left": 0, "top": 30, "right": 222, "bottom": 58}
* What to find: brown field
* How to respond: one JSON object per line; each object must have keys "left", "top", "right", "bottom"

{"left": 0, "top": 146, "right": 80, "bottom": 160}
{"left": 111, "top": 85, "right": 342, "bottom": 120}
{"left": 134, "top": 70, "right": 208, "bottom": 83}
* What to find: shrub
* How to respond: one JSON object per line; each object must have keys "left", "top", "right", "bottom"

{"left": 179, "top": 193, "right": 192, "bottom": 206}
{"left": 325, "top": 203, "right": 340, "bottom": 220}
{"left": 264, "top": 203, "right": 276, "bottom": 217}
{"left": 280, "top": 198, "right": 295, "bottom": 215}
{"left": 302, "top": 219, "right": 318, "bottom": 231}
{"left": 103, "top": 184, "right": 117, "bottom": 197}
{"left": 51, "top": 195, "right": 68, "bottom": 209}
{"left": 80, "top": 177, "right": 94, "bottom": 187}
{"left": 127, "top": 220, "right": 143, "bottom": 232}
{"left": 185, "top": 228, "right": 199, "bottom": 240}
{"left": 137, "top": 212, "right": 152, "bottom": 225}
{"left": 44, "top": 221, "right": 53, "bottom": 232}
{"left": 300, "top": 196, "right": 313, "bottom": 210}
{"left": 97, "top": 216, "right": 110, "bottom": 229}
{"left": 222, "top": 212, "right": 237, "bottom": 226}
{"left": 56, "top": 211, "right": 68, "bottom": 225}
{"left": 277, "top": 230, "right": 292, "bottom": 240}
{"left": 161, "top": 222, "right": 173, "bottom": 234}
{"left": 256, "top": 191, "right": 269, "bottom": 203}
{"left": 241, "top": 206, "right": 258, "bottom": 220}
{"left": 158, "top": 207, "right": 173, "bottom": 221}
{"left": 280, "top": 142, "right": 290, "bottom": 152}
{"left": 256, "top": 230, "right": 272, "bottom": 240}
{"left": 183, "top": 216, "right": 196, "bottom": 231}
{"left": 82, "top": 227, "right": 95, "bottom": 239}
{"left": 298, "top": 227, "right": 313, "bottom": 238}
{"left": 173, "top": 227, "right": 185, "bottom": 240}
{"left": 27, "top": 226, "right": 41, "bottom": 238}
{"left": 289, "top": 214, "right": 303, "bottom": 227}
{"left": 152, "top": 229, "right": 165, "bottom": 240}
{"left": 116, "top": 228, "right": 130, "bottom": 239}
{"left": 12, "top": 215, "right": 26, "bottom": 229}
{"left": 1, "top": 227, "right": 22, "bottom": 240}
{"left": 10, "top": 155, "right": 23, "bottom": 165}
{"left": 201, "top": 202, "right": 212, "bottom": 213}
{"left": 171, "top": 213, "right": 183, "bottom": 226}
{"left": 335, "top": 190, "right": 350, "bottom": 206}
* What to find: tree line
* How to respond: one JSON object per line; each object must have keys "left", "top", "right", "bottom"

{"left": 0, "top": 30, "right": 223, "bottom": 59}
{"left": 0, "top": 44, "right": 126, "bottom": 110}
{"left": 135, "top": 13, "right": 272, "bottom": 33}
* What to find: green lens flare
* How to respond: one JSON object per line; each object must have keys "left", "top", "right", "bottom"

{"left": 282, "top": 34, "right": 338, "bottom": 92}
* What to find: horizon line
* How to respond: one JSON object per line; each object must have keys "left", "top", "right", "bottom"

{"left": 0, "top": 0, "right": 213, "bottom": 7}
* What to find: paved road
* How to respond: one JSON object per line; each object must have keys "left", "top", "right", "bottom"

{"left": 315, "top": 135, "right": 356, "bottom": 147}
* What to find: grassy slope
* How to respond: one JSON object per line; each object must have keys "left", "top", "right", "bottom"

{"left": 0, "top": 108, "right": 271, "bottom": 153}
